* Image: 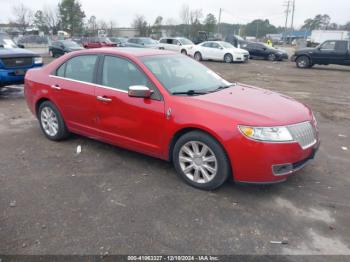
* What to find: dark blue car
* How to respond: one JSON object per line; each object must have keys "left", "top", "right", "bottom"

{"left": 0, "top": 32, "right": 43, "bottom": 88}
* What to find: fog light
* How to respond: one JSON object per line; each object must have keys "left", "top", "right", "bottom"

{"left": 272, "top": 164, "right": 293, "bottom": 176}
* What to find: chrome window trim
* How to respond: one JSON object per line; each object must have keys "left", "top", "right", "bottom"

{"left": 49, "top": 75, "right": 128, "bottom": 93}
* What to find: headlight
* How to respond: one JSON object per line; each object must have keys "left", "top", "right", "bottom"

{"left": 238, "top": 125, "right": 294, "bottom": 142}
{"left": 34, "top": 57, "right": 43, "bottom": 64}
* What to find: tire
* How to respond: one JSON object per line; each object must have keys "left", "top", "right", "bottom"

{"left": 181, "top": 49, "right": 187, "bottom": 55}
{"left": 224, "top": 53, "right": 233, "bottom": 63}
{"left": 267, "top": 53, "right": 276, "bottom": 61}
{"left": 194, "top": 52, "right": 202, "bottom": 61}
{"left": 172, "top": 131, "right": 230, "bottom": 190}
{"left": 38, "top": 101, "right": 69, "bottom": 141}
{"left": 296, "top": 55, "right": 311, "bottom": 68}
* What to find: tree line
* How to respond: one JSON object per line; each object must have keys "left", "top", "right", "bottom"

{"left": 9, "top": 1, "right": 350, "bottom": 38}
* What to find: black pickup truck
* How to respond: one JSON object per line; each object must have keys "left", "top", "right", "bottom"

{"left": 291, "top": 40, "right": 350, "bottom": 68}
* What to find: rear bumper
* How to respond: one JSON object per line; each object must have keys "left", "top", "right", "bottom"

{"left": 0, "top": 64, "right": 42, "bottom": 86}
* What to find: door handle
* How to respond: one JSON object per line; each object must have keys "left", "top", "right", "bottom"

{"left": 97, "top": 96, "right": 112, "bottom": 102}
{"left": 51, "top": 84, "right": 61, "bottom": 90}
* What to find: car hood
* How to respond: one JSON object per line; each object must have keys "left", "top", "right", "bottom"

{"left": 67, "top": 47, "right": 84, "bottom": 51}
{"left": 190, "top": 84, "right": 312, "bottom": 126}
{"left": 226, "top": 48, "right": 249, "bottom": 54}
{"left": 295, "top": 47, "right": 316, "bottom": 54}
{"left": 274, "top": 48, "right": 288, "bottom": 53}
{"left": 0, "top": 48, "right": 39, "bottom": 58}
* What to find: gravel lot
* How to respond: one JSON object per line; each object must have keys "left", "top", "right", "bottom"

{"left": 0, "top": 54, "right": 350, "bottom": 256}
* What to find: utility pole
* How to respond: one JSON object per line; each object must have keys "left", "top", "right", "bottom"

{"left": 218, "top": 8, "right": 222, "bottom": 37}
{"left": 290, "top": 0, "right": 296, "bottom": 31}
{"left": 283, "top": 0, "right": 291, "bottom": 43}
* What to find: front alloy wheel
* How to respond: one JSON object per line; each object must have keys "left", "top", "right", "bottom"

{"left": 268, "top": 53, "right": 276, "bottom": 61}
{"left": 179, "top": 141, "right": 218, "bottom": 184}
{"left": 173, "top": 131, "right": 230, "bottom": 190}
{"left": 224, "top": 54, "right": 233, "bottom": 63}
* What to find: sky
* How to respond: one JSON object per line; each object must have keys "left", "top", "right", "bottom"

{"left": 1, "top": 0, "right": 349, "bottom": 28}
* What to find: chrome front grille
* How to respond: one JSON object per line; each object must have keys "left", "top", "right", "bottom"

{"left": 287, "top": 122, "right": 317, "bottom": 149}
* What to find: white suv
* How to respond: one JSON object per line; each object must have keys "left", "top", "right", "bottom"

{"left": 158, "top": 37, "right": 194, "bottom": 55}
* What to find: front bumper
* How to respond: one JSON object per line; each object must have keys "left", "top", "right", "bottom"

{"left": 226, "top": 135, "right": 320, "bottom": 184}
{"left": 0, "top": 64, "right": 42, "bottom": 87}
{"left": 233, "top": 54, "right": 250, "bottom": 62}
{"left": 277, "top": 53, "right": 289, "bottom": 60}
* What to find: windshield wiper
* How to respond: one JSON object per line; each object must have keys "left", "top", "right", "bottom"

{"left": 210, "top": 83, "right": 237, "bottom": 93}
{"left": 172, "top": 90, "right": 209, "bottom": 96}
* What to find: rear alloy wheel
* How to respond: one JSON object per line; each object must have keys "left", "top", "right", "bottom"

{"left": 268, "top": 53, "right": 276, "bottom": 61}
{"left": 173, "top": 131, "right": 230, "bottom": 190}
{"left": 224, "top": 54, "right": 233, "bottom": 63}
{"left": 296, "top": 56, "right": 311, "bottom": 68}
{"left": 38, "top": 101, "right": 69, "bottom": 141}
{"left": 194, "top": 52, "right": 202, "bottom": 61}
{"left": 181, "top": 49, "right": 187, "bottom": 55}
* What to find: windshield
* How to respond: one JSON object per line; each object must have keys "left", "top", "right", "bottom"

{"left": 141, "top": 55, "right": 231, "bottom": 94}
{"left": 118, "top": 38, "right": 127, "bottom": 43}
{"left": 220, "top": 42, "right": 234, "bottom": 49}
{"left": 262, "top": 43, "right": 274, "bottom": 49}
{"left": 100, "top": 37, "right": 112, "bottom": 43}
{"left": 179, "top": 38, "right": 193, "bottom": 45}
{"left": 63, "top": 40, "right": 80, "bottom": 48}
{"left": 235, "top": 35, "right": 245, "bottom": 41}
{"left": 142, "top": 38, "right": 157, "bottom": 45}
{"left": 0, "top": 35, "right": 17, "bottom": 48}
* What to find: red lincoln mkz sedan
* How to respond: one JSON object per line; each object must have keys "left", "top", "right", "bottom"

{"left": 24, "top": 48, "right": 320, "bottom": 190}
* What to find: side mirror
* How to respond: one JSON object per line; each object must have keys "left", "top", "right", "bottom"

{"left": 128, "top": 85, "right": 153, "bottom": 98}
{"left": 219, "top": 47, "right": 223, "bottom": 50}
{"left": 177, "top": 42, "right": 181, "bottom": 46}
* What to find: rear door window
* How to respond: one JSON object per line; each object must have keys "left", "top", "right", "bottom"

{"left": 211, "top": 43, "right": 220, "bottom": 49}
{"left": 202, "top": 42, "right": 212, "bottom": 48}
{"left": 64, "top": 55, "right": 98, "bottom": 83}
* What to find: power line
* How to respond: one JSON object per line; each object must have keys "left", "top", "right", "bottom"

{"left": 283, "top": 0, "right": 291, "bottom": 42}
{"left": 290, "top": 0, "right": 296, "bottom": 31}
{"left": 218, "top": 8, "right": 222, "bottom": 36}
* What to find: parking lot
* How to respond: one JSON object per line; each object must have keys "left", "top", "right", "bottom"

{"left": 1, "top": 55, "right": 350, "bottom": 255}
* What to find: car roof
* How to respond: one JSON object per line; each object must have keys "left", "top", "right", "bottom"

{"left": 72, "top": 47, "right": 175, "bottom": 57}
{"left": 161, "top": 37, "right": 186, "bottom": 39}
